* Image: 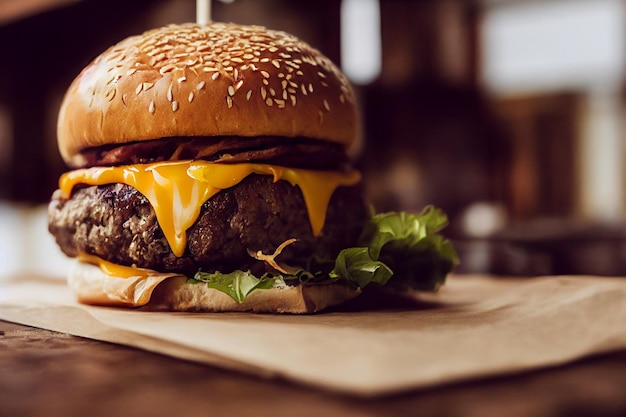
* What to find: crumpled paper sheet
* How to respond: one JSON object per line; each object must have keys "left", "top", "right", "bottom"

{"left": 1, "top": 274, "right": 625, "bottom": 396}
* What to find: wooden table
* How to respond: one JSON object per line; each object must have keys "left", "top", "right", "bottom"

{"left": 2, "top": 320, "right": 626, "bottom": 417}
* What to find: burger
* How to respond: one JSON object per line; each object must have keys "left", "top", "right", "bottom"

{"left": 48, "top": 22, "right": 457, "bottom": 313}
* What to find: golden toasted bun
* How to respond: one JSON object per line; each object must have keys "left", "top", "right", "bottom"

{"left": 57, "top": 22, "right": 357, "bottom": 167}
{"left": 68, "top": 261, "right": 360, "bottom": 314}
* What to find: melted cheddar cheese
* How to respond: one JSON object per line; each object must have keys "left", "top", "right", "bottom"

{"left": 60, "top": 161, "right": 361, "bottom": 257}
{"left": 78, "top": 252, "right": 154, "bottom": 278}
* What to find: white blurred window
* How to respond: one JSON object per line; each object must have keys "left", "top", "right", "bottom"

{"left": 0, "top": 203, "right": 70, "bottom": 281}
{"left": 481, "top": 0, "right": 626, "bottom": 94}
{"left": 340, "top": 0, "right": 382, "bottom": 85}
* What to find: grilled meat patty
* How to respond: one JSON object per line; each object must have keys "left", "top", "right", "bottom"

{"left": 48, "top": 175, "right": 368, "bottom": 277}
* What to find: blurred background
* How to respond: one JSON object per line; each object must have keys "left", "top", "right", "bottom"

{"left": 1, "top": 0, "right": 625, "bottom": 280}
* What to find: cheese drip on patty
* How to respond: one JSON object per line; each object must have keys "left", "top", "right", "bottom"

{"left": 59, "top": 161, "right": 361, "bottom": 257}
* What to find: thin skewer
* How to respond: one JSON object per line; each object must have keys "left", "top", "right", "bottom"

{"left": 196, "top": 0, "right": 211, "bottom": 24}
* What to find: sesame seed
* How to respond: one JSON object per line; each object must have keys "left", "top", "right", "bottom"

{"left": 196, "top": 81, "right": 206, "bottom": 90}
{"left": 167, "top": 85, "right": 174, "bottom": 102}
{"left": 262, "top": 79, "right": 269, "bottom": 86}
{"left": 235, "top": 80, "right": 244, "bottom": 90}
{"left": 323, "top": 99, "right": 330, "bottom": 111}
{"left": 301, "top": 84, "right": 308, "bottom": 96}
{"left": 260, "top": 58, "right": 270, "bottom": 63}
{"left": 142, "top": 82, "right": 154, "bottom": 91}
{"left": 172, "top": 101, "right": 179, "bottom": 112}
{"left": 159, "top": 64, "right": 175, "bottom": 75}
{"left": 275, "top": 99, "right": 285, "bottom": 108}
{"left": 339, "top": 94, "right": 345, "bottom": 103}
{"left": 177, "top": 76, "right": 187, "bottom": 83}
{"left": 121, "top": 93, "right": 128, "bottom": 106}
{"left": 261, "top": 87, "right": 267, "bottom": 100}
{"left": 135, "top": 84, "right": 143, "bottom": 95}
{"left": 228, "top": 85, "right": 236, "bottom": 96}
{"left": 265, "top": 98, "right": 273, "bottom": 106}
{"left": 105, "top": 88, "right": 116, "bottom": 101}
{"left": 308, "top": 83, "right": 314, "bottom": 93}
{"left": 188, "top": 92, "right": 195, "bottom": 103}
{"left": 317, "top": 71, "right": 327, "bottom": 79}
{"left": 321, "top": 81, "right": 329, "bottom": 88}
{"left": 260, "top": 71, "right": 270, "bottom": 78}
{"left": 149, "top": 100, "right": 156, "bottom": 114}
{"left": 290, "top": 95, "right": 296, "bottom": 107}
{"left": 246, "top": 89, "right": 252, "bottom": 101}
{"left": 269, "top": 88, "right": 276, "bottom": 97}
{"left": 211, "top": 72, "right": 220, "bottom": 81}
{"left": 271, "top": 60, "right": 281, "bottom": 69}
{"left": 227, "top": 96, "right": 233, "bottom": 108}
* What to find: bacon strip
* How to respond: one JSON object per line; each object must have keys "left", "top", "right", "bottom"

{"left": 76, "top": 136, "right": 349, "bottom": 170}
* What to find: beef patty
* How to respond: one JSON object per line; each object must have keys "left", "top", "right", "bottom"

{"left": 48, "top": 175, "right": 368, "bottom": 276}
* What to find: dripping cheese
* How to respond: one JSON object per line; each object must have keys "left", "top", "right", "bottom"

{"left": 60, "top": 161, "right": 361, "bottom": 257}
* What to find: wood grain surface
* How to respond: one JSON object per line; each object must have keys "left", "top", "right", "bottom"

{"left": 2, "top": 320, "right": 626, "bottom": 417}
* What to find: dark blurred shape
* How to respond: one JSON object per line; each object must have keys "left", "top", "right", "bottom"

{"left": 357, "top": 1, "right": 510, "bottom": 237}
{"left": 492, "top": 92, "right": 582, "bottom": 219}
{"left": 0, "top": 0, "right": 195, "bottom": 202}
{"left": 361, "top": 81, "right": 510, "bottom": 229}
{"left": 454, "top": 218, "right": 626, "bottom": 276}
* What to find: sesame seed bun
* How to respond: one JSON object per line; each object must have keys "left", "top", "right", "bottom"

{"left": 57, "top": 22, "right": 358, "bottom": 167}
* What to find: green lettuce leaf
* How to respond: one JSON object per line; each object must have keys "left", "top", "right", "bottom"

{"left": 192, "top": 270, "right": 280, "bottom": 303}
{"left": 329, "top": 247, "right": 393, "bottom": 288}
{"left": 192, "top": 206, "right": 459, "bottom": 303}
{"left": 331, "top": 207, "right": 458, "bottom": 291}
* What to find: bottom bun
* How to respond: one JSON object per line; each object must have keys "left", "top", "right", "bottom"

{"left": 68, "top": 260, "right": 360, "bottom": 314}
{"left": 151, "top": 277, "right": 360, "bottom": 313}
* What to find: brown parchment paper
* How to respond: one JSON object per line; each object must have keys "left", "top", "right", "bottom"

{"left": 1, "top": 274, "right": 625, "bottom": 396}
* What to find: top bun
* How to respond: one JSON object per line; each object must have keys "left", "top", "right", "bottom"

{"left": 57, "top": 22, "right": 357, "bottom": 167}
